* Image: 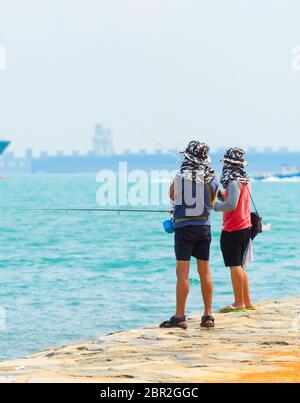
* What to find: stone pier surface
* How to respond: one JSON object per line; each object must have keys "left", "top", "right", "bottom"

{"left": 1, "top": 297, "right": 300, "bottom": 383}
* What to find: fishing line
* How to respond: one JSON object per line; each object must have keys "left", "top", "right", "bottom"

{"left": 115, "top": 110, "right": 182, "bottom": 163}
{"left": 20, "top": 208, "right": 173, "bottom": 214}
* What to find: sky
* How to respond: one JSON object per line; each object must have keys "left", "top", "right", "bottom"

{"left": 0, "top": 0, "right": 300, "bottom": 156}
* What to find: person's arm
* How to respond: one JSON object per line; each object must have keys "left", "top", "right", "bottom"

{"left": 217, "top": 190, "right": 225, "bottom": 202}
{"left": 209, "top": 177, "right": 220, "bottom": 206}
{"left": 213, "top": 181, "right": 240, "bottom": 212}
{"left": 169, "top": 179, "right": 175, "bottom": 202}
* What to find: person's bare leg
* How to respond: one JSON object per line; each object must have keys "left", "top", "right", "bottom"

{"left": 175, "top": 260, "right": 190, "bottom": 318}
{"left": 243, "top": 271, "right": 254, "bottom": 308}
{"left": 197, "top": 260, "right": 213, "bottom": 317}
{"left": 230, "top": 266, "right": 245, "bottom": 308}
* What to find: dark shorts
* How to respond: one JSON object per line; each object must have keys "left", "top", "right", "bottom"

{"left": 175, "top": 225, "right": 211, "bottom": 261}
{"left": 221, "top": 228, "right": 251, "bottom": 267}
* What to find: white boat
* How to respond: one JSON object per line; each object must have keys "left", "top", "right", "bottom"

{"left": 255, "top": 165, "right": 300, "bottom": 180}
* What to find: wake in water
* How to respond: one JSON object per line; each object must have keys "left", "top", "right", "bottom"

{"left": 256, "top": 177, "right": 300, "bottom": 183}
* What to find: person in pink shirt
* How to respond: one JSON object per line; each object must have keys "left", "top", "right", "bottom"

{"left": 213, "top": 148, "right": 255, "bottom": 313}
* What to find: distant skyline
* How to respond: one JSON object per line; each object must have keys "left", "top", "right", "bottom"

{"left": 1, "top": 0, "right": 300, "bottom": 156}
{"left": 3, "top": 142, "right": 299, "bottom": 158}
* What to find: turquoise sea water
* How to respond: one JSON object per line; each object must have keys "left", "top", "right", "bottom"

{"left": 0, "top": 174, "right": 300, "bottom": 361}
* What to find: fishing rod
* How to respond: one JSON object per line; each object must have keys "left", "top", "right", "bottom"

{"left": 21, "top": 208, "right": 173, "bottom": 214}
{"left": 21, "top": 208, "right": 175, "bottom": 233}
{"left": 22, "top": 114, "right": 178, "bottom": 218}
{"left": 116, "top": 111, "right": 183, "bottom": 163}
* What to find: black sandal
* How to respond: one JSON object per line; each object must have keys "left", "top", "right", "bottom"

{"left": 159, "top": 315, "right": 187, "bottom": 330}
{"left": 200, "top": 315, "right": 215, "bottom": 328}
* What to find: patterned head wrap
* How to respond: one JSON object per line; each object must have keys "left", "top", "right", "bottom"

{"left": 179, "top": 141, "right": 215, "bottom": 184}
{"left": 220, "top": 147, "right": 250, "bottom": 188}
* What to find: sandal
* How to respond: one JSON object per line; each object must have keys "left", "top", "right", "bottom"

{"left": 200, "top": 315, "right": 215, "bottom": 328}
{"left": 159, "top": 315, "right": 187, "bottom": 330}
{"left": 219, "top": 305, "right": 247, "bottom": 313}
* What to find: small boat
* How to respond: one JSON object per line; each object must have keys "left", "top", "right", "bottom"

{"left": 255, "top": 166, "right": 300, "bottom": 181}
{"left": 0, "top": 140, "right": 11, "bottom": 179}
{"left": 0, "top": 140, "right": 10, "bottom": 155}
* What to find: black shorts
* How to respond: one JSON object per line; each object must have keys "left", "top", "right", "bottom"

{"left": 221, "top": 228, "right": 251, "bottom": 267}
{"left": 175, "top": 225, "right": 211, "bottom": 261}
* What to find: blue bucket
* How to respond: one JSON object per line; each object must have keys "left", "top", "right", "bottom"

{"left": 163, "top": 219, "right": 175, "bottom": 234}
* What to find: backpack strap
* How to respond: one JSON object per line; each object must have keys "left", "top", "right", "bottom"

{"left": 245, "top": 184, "right": 259, "bottom": 216}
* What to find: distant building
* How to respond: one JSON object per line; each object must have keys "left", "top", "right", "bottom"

{"left": 123, "top": 149, "right": 132, "bottom": 155}
{"left": 25, "top": 149, "right": 33, "bottom": 160}
{"left": 248, "top": 147, "right": 257, "bottom": 153}
{"left": 278, "top": 147, "right": 289, "bottom": 153}
{"left": 92, "top": 124, "right": 114, "bottom": 156}
{"left": 154, "top": 148, "right": 163, "bottom": 154}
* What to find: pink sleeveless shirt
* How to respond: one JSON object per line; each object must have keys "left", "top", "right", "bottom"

{"left": 223, "top": 183, "right": 252, "bottom": 232}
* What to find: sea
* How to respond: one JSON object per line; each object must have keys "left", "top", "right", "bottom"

{"left": 0, "top": 173, "right": 299, "bottom": 361}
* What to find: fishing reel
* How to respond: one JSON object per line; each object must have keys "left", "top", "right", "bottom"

{"left": 163, "top": 219, "right": 175, "bottom": 234}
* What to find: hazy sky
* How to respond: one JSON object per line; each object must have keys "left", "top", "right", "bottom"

{"left": 0, "top": 0, "right": 300, "bottom": 156}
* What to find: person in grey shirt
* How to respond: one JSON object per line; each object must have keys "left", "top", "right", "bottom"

{"left": 214, "top": 181, "right": 241, "bottom": 213}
